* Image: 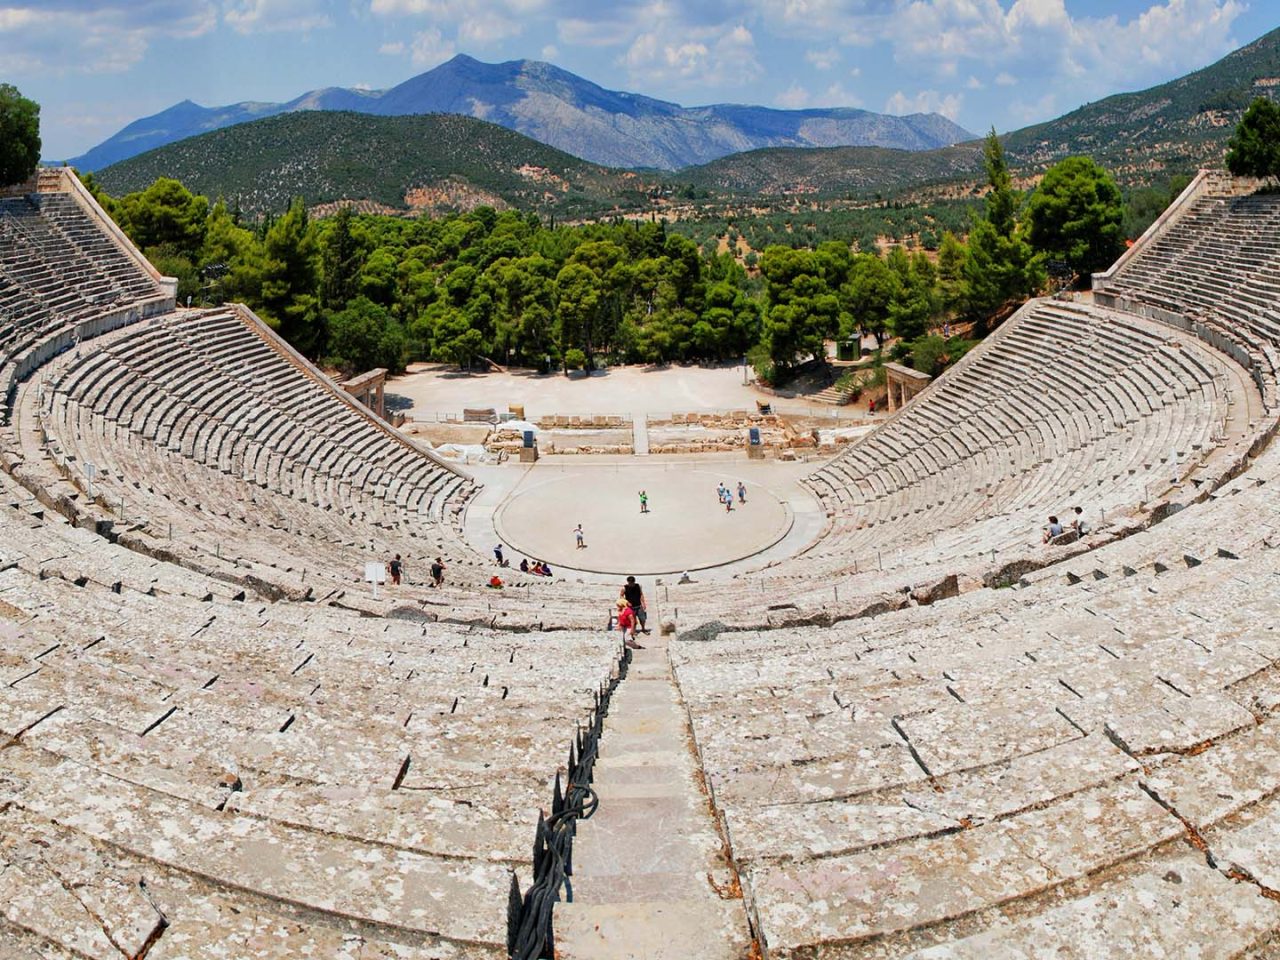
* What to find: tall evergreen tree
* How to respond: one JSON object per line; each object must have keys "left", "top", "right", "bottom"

{"left": 964, "top": 129, "right": 1039, "bottom": 326}
{"left": 260, "top": 198, "right": 321, "bottom": 353}
{"left": 320, "top": 206, "right": 363, "bottom": 310}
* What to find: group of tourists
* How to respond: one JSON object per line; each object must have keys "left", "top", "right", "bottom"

{"left": 490, "top": 543, "right": 553, "bottom": 577}
{"left": 1043, "top": 506, "right": 1090, "bottom": 544}
{"left": 717, "top": 480, "right": 748, "bottom": 512}
{"left": 383, "top": 555, "right": 448, "bottom": 587}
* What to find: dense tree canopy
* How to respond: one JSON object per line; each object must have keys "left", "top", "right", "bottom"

{"left": 1225, "top": 97, "right": 1280, "bottom": 178}
{"left": 85, "top": 165, "right": 1140, "bottom": 384}
{"left": 0, "top": 84, "right": 40, "bottom": 187}
{"left": 1024, "top": 156, "right": 1125, "bottom": 276}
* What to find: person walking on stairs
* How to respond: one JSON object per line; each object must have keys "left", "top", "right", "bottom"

{"left": 621, "top": 575, "right": 649, "bottom": 634}
{"left": 616, "top": 599, "right": 643, "bottom": 649}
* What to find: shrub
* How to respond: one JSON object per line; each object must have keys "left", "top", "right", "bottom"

{"left": 746, "top": 342, "right": 775, "bottom": 386}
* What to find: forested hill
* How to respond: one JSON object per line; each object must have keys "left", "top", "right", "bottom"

{"left": 1002, "top": 24, "right": 1280, "bottom": 179}
{"left": 673, "top": 142, "right": 987, "bottom": 197}
{"left": 93, "top": 112, "right": 659, "bottom": 218}
{"left": 678, "top": 24, "right": 1280, "bottom": 196}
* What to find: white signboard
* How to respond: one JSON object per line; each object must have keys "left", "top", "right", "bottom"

{"left": 364, "top": 561, "right": 386, "bottom": 598}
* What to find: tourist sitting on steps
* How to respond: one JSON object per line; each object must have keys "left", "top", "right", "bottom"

{"left": 1072, "top": 505, "right": 1090, "bottom": 537}
{"left": 1042, "top": 515, "right": 1064, "bottom": 543}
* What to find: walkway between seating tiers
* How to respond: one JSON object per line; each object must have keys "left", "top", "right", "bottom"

{"left": 633, "top": 411, "right": 650, "bottom": 456}
{"left": 557, "top": 598, "right": 753, "bottom": 959}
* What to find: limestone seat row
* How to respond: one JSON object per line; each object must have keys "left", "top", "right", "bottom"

{"left": 0, "top": 462, "right": 621, "bottom": 956}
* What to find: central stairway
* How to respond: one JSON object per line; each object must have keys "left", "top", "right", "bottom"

{"left": 556, "top": 608, "right": 752, "bottom": 958}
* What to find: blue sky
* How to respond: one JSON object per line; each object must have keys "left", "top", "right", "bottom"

{"left": 4, "top": 0, "right": 1273, "bottom": 161}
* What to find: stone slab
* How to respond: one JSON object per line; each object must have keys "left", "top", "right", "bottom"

{"left": 557, "top": 900, "right": 749, "bottom": 960}
{"left": 908, "top": 854, "right": 1280, "bottom": 959}
{"left": 1105, "top": 693, "right": 1256, "bottom": 756}
{"left": 1142, "top": 721, "right": 1280, "bottom": 829}
{"left": 1, "top": 745, "right": 510, "bottom": 947}
{"left": 748, "top": 781, "right": 1178, "bottom": 953}
{"left": 1216, "top": 799, "right": 1280, "bottom": 891}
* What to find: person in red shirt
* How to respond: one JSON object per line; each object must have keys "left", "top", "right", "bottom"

{"left": 616, "top": 599, "right": 643, "bottom": 649}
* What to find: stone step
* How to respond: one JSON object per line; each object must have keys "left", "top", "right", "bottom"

{"left": 555, "top": 630, "right": 752, "bottom": 959}
{"left": 557, "top": 900, "right": 747, "bottom": 960}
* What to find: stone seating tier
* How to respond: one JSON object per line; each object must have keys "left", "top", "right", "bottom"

{"left": 0, "top": 464, "right": 621, "bottom": 957}
{"left": 665, "top": 297, "right": 1248, "bottom": 629}
{"left": 1096, "top": 187, "right": 1280, "bottom": 408}
{"left": 670, "top": 532, "right": 1280, "bottom": 957}
{"left": 0, "top": 191, "right": 169, "bottom": 427}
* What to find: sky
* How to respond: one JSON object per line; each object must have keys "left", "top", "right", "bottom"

{"left": 3, "top": 0, "right": 1274, "bottom": 161}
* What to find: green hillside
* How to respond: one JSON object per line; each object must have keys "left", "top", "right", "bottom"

{"left": 673, "top": 142, "right": 986, "bottom": 197}
{"left": 1002, "top": 25, "right": 1280, "bottom": 178}
{"left": 679, "top": 25, "right": 1280, "bottom": 197}
{"left": 94, "top": 111, "right": 659, "bottom": 217}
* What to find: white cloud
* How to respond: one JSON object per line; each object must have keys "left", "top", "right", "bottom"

{"left": 821, "top": 82, "right": 862, "bottom": 107}
{"left": 966, "top": 74, "right": 984, "bottom": 89}
{"left": 379, "top": 40, "right": 405, "bottom": 55}
{"left": 747, "top": 0, "right": 1243, "bottom": 99}
{"left": 804, "top": 46, "right": 839, "bottom": 70}
{"left": 541, "top": 43, "right": 559, "bottom": 59}
{"left": 372, "top": 0, "right": 539, "bottom": 46}
{"left": 557, "top": 16, "right": 635, "bottom": 47}
{"left": 409, "top": 26, "right": 455, "bottom": 66}
{"left": 621, "top": 19, "right": 761, "bottom": 91}
{"left": 1009, "top": 90, "right": 1057, "bottom": 123}
{"left": 0, "top": 1, "right": 216, "bottom": 75}
{"left": 995, "top": 71, "right": 1016, "bottom": 86}
{"left": 459, "top": 14, "right": 522, "bottom": 44}
{"left": 774, "top": 82, "right": 809, "bottom": 109}
{"left": 223, "top": 0, "right": 332, "bottom": 33}
{"left": 884, "top": 89, "right": 963, "bottom": 120}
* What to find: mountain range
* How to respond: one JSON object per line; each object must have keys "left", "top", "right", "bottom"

{"left": 67, "top": 54, "right": 973, "bottom": 173}
{"left": 89, "top": 25, "right": 1280, "bottom": 218}
{"left": 677, "top": 24, "right": 1280, "bottom": 196}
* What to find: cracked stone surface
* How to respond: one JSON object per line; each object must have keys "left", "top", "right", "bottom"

{"left": 906, "top": 854, "right": 1280, "bottom": 959}
{"left": 9, "top": 178, "right": 1280, "bottom": 960}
